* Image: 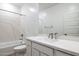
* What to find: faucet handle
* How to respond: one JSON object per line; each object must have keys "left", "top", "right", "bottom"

{"left": 54, "top": 33, "right": 58, "bottom": 39}
{"left": 54, "top": 33, "right": 58, "bottom": 35}
{"left": 20, "top": 34, "right": 23, "bottom": 40}
{"left": 21, "top": 34, "right": 23, "bottom": 37}
{"left": 48, "top": 33, "right": 53, "bottom": 39}
{"left": 48, "top": 33, "right": 51, "bottom": 38}
{"left": 64, "top": 33, "right": 67, "bottom": 36}
{"left": 50, "top": 33, "right": 53, "bottom": 35}
{"left": 50, "top": 33, "right": 54, "bottom": 39}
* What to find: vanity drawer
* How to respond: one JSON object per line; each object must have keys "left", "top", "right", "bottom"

{"left": 54, "top": 50, "right": 72, "bottom": 56}
{"left": 32, "top": 42, "right": 53, "bottom": 56}
{"left": 40, "top": 52, "right": 48, "bottom": 56}
{"left": 32, "top": 48, "right": 39, "bottom": 56}
{"left": 25, "top": 39, "right": 32, "bottom": 56}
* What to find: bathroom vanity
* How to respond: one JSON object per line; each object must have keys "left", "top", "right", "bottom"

{"left": 25, "top": 36, "right": 79, "bottom": 56}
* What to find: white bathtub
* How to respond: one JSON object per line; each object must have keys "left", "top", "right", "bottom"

{"left": 0, "top": 40, "right": 25, "bottom": 56}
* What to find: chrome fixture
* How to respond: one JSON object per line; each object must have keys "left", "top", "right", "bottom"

{"left": 64, "top": 33, "right": 67, "bottom": 36}
{"left": 48, "top": 33, "right": 53, "bottom": 39}
{"left": 54, "top": 33, "right": 58, "bottom": 39}
{"left": 48, "top": 33, "right": 58, "bottom": 39}
{"left": 20, "top": 34, "right": 23, "bottom": 40}
{"left": 19, "top": 34, "right": 24, "bottom": 44}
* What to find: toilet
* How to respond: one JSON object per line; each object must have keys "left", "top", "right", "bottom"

{"left": 14, "top": 45, "right": 26, "bottom": 56}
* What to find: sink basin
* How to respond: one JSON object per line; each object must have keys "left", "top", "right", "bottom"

{"left": 33, "top": 36, "right": 58, "bottom": 43}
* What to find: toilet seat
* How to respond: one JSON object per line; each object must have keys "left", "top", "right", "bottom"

{"left": 14, "top": 45, "right": 26, "bottom": 53}
{"left": 14, "top": 45, "right": 26, "bottom": 50}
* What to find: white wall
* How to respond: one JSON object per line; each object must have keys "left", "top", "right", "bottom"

{"left": 39, "top": 3, "right": 79, "bottom": 36}
{"left": 21, "top": 3, "right": 39, "bottom": 37}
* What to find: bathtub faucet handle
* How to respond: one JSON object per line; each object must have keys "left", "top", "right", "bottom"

{"left": 21, "top": 34, "right": 23, "bottom": 37}
{"left": 20, "top": 34, "right": 24, "bottom": 40}
{"left": 64, "top": 33, "right": 67, "bottom": 36}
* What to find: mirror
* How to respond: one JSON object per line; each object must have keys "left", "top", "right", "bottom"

{"left": 39, "top": 3, "right": 79, "bottom": 36}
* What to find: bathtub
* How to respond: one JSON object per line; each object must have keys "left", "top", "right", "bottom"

{"left": 0, "top": 40, "right": 25, "bottom": 56}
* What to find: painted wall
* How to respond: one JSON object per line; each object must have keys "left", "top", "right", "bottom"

{"left": 39, "top": 3, "right": 79, "bottom": 36}
{"left": 21, "top": 3, "right": 39, "bottom": 37}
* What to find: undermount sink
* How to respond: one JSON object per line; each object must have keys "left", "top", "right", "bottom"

{"left": 32, "top": 36, "right": 58, "bottom": 43}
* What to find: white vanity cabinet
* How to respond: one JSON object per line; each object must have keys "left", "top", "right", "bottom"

{"left": 25, "top": 40, "right": 32, "bottom": 56}
{"left": 32, "top": 48, "right": 39, "bottom": 56}
{"left": 32, "top": 47, "right": 48, "bottom": 56}
{"left": 53, "top": 50, "right": 72, "bottom": 56}
{"left": 32, "top": 42, "right": 53, "bottom": 56}
{"left": 40, "top": 52, "right": 47, "bottom": 56}
{"left": 26, "top": 39, "right": 54, "bottom": 56}
{"left": 26, "top": 38, "right": 75, "bottom": 56}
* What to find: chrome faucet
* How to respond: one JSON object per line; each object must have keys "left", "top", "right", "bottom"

{"left": 48, "top": 33, "right": 53, "bottom": 39}
{"left": 48, "top": 33, "right": 58, "bottom": 39}
{"left": 54, "top": 33, "right": 58, "bottom": 39}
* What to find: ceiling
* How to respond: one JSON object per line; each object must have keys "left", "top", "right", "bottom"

{"left": 11, "top": 3, "right": 24, "bottom": 8}
{"left": 11, "top": 3, "right": 58, "bottom": 10}
{"left": 39, "top": 3, "right": 59, "bottom": 11}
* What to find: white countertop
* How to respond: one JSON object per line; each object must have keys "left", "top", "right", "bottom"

{"left": 26, "top": 36, "right": 79, "bottom": 56}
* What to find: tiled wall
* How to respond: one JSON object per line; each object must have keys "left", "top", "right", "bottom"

{"left": 21, "top": 3, "right": 39, "bottom": 37}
